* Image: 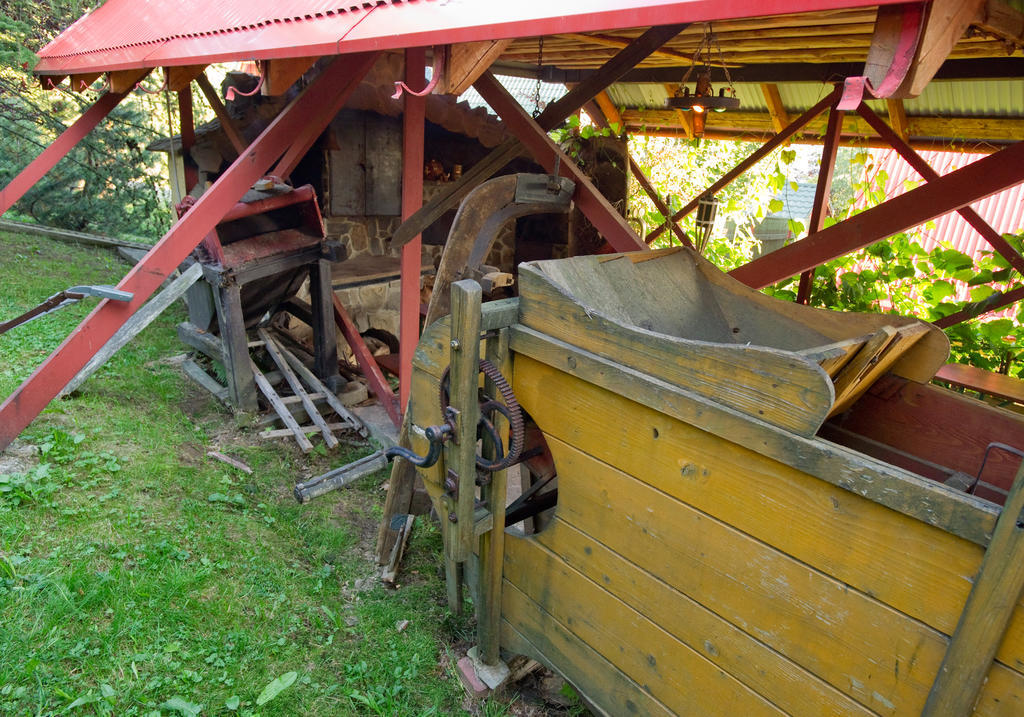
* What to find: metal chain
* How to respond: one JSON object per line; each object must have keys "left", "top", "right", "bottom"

{"left": 532, "top": 36, "right": 544, "bottom": 117}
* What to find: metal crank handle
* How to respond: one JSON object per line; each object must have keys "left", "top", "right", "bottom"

{"left": 385, "top": 423, "right": 453, "bottom": 468}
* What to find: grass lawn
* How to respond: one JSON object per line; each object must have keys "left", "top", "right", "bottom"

{"left": 0, "top": 231, "right": 533, "bottom": 716}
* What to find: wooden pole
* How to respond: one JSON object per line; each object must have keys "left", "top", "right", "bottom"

{"left": 796, "top": 106, "right": 844, "bottom": 304}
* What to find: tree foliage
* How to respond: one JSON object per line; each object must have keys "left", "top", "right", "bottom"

{"left": 0, "top": 0, "right": 172, "bottom": 239}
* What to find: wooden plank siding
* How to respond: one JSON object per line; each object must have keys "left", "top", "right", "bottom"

{"left": 505, "top": 354, "right": 1024, "bottom": 715}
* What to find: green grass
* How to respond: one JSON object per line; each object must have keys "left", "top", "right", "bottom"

{"left": 0, "top": 232, "right": 489, "bottom": 716}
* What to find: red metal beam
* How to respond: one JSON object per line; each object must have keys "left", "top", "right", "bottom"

{"left": 856, "top": 103, "right": 1024, "bottom": 278}
{"left": 729, "top": 140, "right": 1024, "bottom": 290}
{"left": 472, "top": 72, "right": 645, "bottom": 254}
{"left": 0, "top": 53, "right": 380, "bottom": 451}
{"left": 646, "top": 87, "right": 841, "bottom": 243}
{"left": 796, "top": 107, "right": 844, "bottom": 303}
{"left": 0, "top": 90, "right": 128, "bottom": 216}
{"left": 399, "top": 48, "right": 426, "bottom": 416}
{"left": 332, "top": 293, "right": 400, "bottom": 426}
{"left": 934, "top": 286, "right": 1024, "bottom": 329}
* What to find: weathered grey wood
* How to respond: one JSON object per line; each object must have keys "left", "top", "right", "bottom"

{"left": 61, "top": 262, "right": 203, "bottom": 396}
{"left": 477, "top": 326, "right": 511, "bottom": 665}
{"left": 517, "top": 258, "right": 835, "bottom": 437}
{"left": 250, "top": 358, "right": 313, "bottom": 453}
{"left": 181, "top": 358, "right": 229, "bottom": 403}
{"left": 0, "top": 218, "right": 151, "bottom": 251}
{"left": 308, "top": 259, "right": 341, "bottom": 391}
{"left": 293, "top": 450, "right": 388, "bottom": 503}
{"left": 177, "top": 321, "right": 223, "bottom": 360}
{"left": 447, "top": 280, "right": 482, "bottom": 564}
{"left": 508, "top": 323, "right": 1000, "bottom": 547}
{"left": 259, "top": 422, "right": 363, "bottom": 440}
{"left": 381, "top": 514, "right": 415, "bottom": 586}
{"left": 390, "top": 23, "right": 689, "bottom": 249}
{"left": 923, "top": 461, "right": 1024, "bottom": 716}
{"left": 258, "top": 329, "right": 338, "bottom": 449}
{"left": 213, "top": 279, "right": 258, "bottom": 412}
{"left": 275, "top": 340, "right": 367, "bottom": 437}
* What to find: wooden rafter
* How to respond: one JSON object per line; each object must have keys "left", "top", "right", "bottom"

{"left": 886, "top": 98, "right": 909, "bottom": 141}
{"left": 620, "top": 109, "right": 1024, "bottom": 146}
{"left": 195, "top": 72, "right": 247, "bottom": 155}
{"left": 760, "top": 84, "right": 790, "bottom": 134}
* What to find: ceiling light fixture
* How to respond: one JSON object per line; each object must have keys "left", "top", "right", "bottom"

{"left": 666, "top": 23, "right": 739, "bottom": 130}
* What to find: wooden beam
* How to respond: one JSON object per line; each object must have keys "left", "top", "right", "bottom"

{"left": 886, "top": 98, "right": 909, "bottom": 140}
{"left": 166, "top": 64, "right": 207, "bottom": 92}
{"left": 400, "top": 48, "right": 426, "bottom": 414}
{"left": 61, "top": 263, "right": 202, "bottom": 397}
{"left": 974, "top": 0, "right": 1024, "bottom": 49}
{"left": 260, "top": 57, "right": 317, "bottom": 96}
{"left": 69, "top": 73, "right": 101, "bottom": 93}
{"left": 901, "top": 0, "right": 988, "bottom": 96}
{"left": 729, "top": 138, "right": 1024, "bottom": 289}
{"left": 934, "top": 286, "right": 1024, "bottom": 328}
{"left": 593, "top": 90, "right": 622, "bottom": 130}
{"left": 760, "top": 83, "right": 790, "bottom": 134}
{"left": 620, "top": 108, "right": 1024, "bottom": 145}
{"left": 195, "top": 72, "right": 247, "bottom": 155}
{"left": 562, "top": 32, "right": 696, "bottom": 65}
{"left": 107, "top": 69, "right": 149, "bottom": 94}
{"left": 441, "top": 40, "right": 513, "bottom": 95}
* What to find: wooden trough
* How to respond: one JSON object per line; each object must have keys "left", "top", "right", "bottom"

{"left": 404, "top": 246, "right": 1024, "bottom": 716}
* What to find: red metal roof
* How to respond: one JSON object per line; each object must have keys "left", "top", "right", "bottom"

{"left": 35, "top": 0, "right": 905, "bottom": 76}
{"left": 868, "top": 149, "right": 1024, "bottom": 257}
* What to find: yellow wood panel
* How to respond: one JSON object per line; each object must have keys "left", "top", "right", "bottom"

{"left": 504, "top": 536, "right": 783, "bottom": 716}
{"left": 536, "top": 433, "right": 1024, "bottom": 714}
{"left": 517, "top": 261, "right": 835, "bottom": 436}
{"left": 500, "top": 584, "right": 676, "bottom": 717}
{"left": 508, "top": 325, "right": 999, "bottom": 546}
{"left": 507, "top": 524, "right": 869, "bottom": 715}
{"left": 512, "top": 355, "right": 1024, "bottom": 675}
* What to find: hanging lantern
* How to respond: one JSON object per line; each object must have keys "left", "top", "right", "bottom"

{"left": 665, "top": 23, "right": 739, "bottom": 135}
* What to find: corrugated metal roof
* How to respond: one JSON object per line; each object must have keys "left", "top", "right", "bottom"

{"left": 868, "top": 149, "right": 1024, "bottom": 257}
{"left": 34, "top": 0, "right": 905, "bottom": 75}
{"left": 458, "top": 75, "right": 566, "bottom": 115}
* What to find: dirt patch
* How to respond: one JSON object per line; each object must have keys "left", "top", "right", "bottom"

{"left": 0, "top": 440, "right": 38, "bottom": 475}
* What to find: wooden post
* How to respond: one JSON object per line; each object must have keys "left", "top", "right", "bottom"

{"left": 212, "top": 275, "right": 259, "bottom": 412}
{"left": 400, "top": 48, "right": 426, "bottom": 414}
{"left": 195, "top": 72, "right": 248, "bottom": 155}
{"left": 308, "top": 259, "right": 341, "bottom": 392}
{"left": 446, "top": 280, "right": 482, "bottom": 565}
{"left": 796, "top": 105, "right": 844, "bottom": 304}
{"left": 477, "top": 327, "right": 511, "bottom": 665}
{"left": 923, "top": 459, "right": 1024, "bottom": 716}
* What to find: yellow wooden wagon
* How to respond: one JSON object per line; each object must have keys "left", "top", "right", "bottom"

{"left": 403, "top": 247, "right": 1024, "bottom": 716}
